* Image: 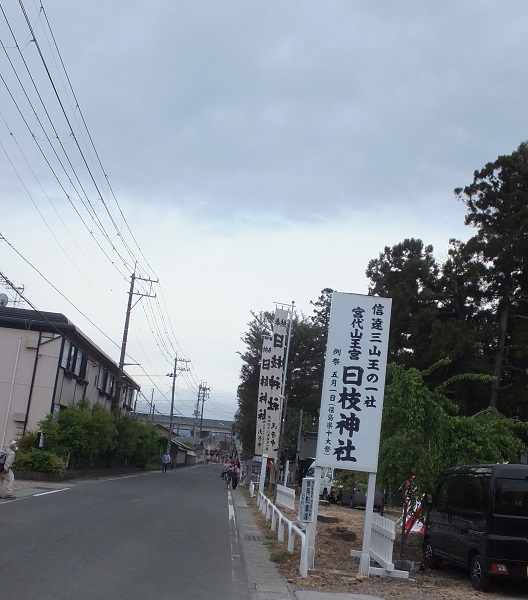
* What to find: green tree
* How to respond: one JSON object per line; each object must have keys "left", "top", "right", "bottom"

{"left": 310, "top": 287, "right": 334, "bottom": 334}
{"left": 367, "top": 238, "right": 495, "bottom": 415}
{"left": 234, "top": 311, "right": 273, "bottom": 457}
{"left": 113, "top": 415, "right": 160, "bottom": 467}
{"left": 52, "top": 400, "right": 118, "bottom": 468}
{"left": 366, "top": 238, "right": 440, "bottom": 368}
{"left": 234, "top": 292, "right": 332, "bottom": 459}
{"left": 378, "top": 361, "right": 526, "bottom": 499}
{"left": 455, "top": 142, "right": 528, "bottom": 410}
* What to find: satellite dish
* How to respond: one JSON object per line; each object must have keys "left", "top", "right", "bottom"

{"left": 0, "top": 293, "right": 8, "bottom": 307}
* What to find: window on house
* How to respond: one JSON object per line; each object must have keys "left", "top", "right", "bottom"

{"left": 73, "top": 349, "right": 84, "bottom": 377}
{"left": 60, "top": 342, "right": 86, "bottom": 379}
{"left": 98, "top": 367, "right": 108, "bottom": 392}
{"left": 105, "top": 374, "right": 114, "bottom": 396}
{"left": 61, "top": 340, "right": 71, "bottom": 369}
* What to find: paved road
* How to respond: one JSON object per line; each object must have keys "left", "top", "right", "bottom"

{"left": 1, "top": 464, "right": 250, "bottom": 600}
{"left": 1, "top": 465, "right": 388, "bottom": 600}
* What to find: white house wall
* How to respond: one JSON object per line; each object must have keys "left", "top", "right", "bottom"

{"left": 26, "top": 335, "right": 61, "bottom": 434}
{"left": 1, "top": 332, "right": 127, "bottom": 449}
{"left": 0, "top": 329, "right": 56, "bottom": 447}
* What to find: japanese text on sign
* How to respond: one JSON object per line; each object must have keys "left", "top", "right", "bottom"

{"left": 298, "top": 477, "right": 316, "bottom": 523}
{"left": 315, "top": 293, "right": 392, "bottom": 473}
{"left": 254, "top": 307, "right": 289, "bottom": 459}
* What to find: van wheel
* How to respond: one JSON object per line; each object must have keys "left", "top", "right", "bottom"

{"left": 423, "top": 539, "right": 440, "bottom": 569}
{"left": 470, "top": 554, "right": 490, "bottom": 592}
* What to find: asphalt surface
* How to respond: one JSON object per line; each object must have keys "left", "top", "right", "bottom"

{"left": 1, "top": 465, "right": 386, "bottom": 600}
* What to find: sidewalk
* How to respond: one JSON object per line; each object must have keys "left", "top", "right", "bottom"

{"left": 0, "top": 477, "right": 70, "bottom": 500}
{"left": 231, "top": 486, "right": 386, "bottom": 600}
{"left": 232, "top": 486, "right": 293, "bottom": 600}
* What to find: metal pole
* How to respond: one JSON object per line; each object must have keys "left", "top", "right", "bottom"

{"left": 273, "top": 301, "right": 295, "bottom": 503}
{"left": 280, "top": 301, "right": 295, "bottom": 400}
{"left": 273, "top": 393, "right": 288, "bottom": 504}
{"left": 296, "top": 408, "right": 304, "bottom": 482}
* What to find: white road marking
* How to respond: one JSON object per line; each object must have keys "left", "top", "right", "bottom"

{"left": 228, "top": 490, "right": 245, "bottom": 590}
{"left": 33, "top": 488, "right": 70, "bottom": 497}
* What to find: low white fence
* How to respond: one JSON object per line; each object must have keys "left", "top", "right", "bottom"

{"left": 257, "top": 491, "right": 309, "bottom": 577}
{"left": 276, "top": 484, "right": 295, "bottom": 510}
{"left": 350, "top": 514, "right": 408, "bottom": 578}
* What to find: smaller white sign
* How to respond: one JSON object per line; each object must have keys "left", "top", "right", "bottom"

{"left": 298, "top": 477, "right": 316, "bottom": 523}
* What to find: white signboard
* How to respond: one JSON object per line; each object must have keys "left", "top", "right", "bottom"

{"left": 254, "top": 307, "right": 289, "bottom": 458}
{"left": 298, "top": 477, "right": 316, "bottom": 523}
{"left": 255, "top": 335, "right": 272, "bottom": 455}
{"left": 315, "top": 292, "right": 392, "bottom": 473}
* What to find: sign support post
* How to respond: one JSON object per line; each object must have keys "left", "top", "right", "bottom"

{"left": 304, "top": 467, "right": 321, "bottom": 569}
{"left": 258, "top": 454, "right": 268, "bottom": 496}
{"left": 360, "top": 471, "right": 378, "bottom": 575}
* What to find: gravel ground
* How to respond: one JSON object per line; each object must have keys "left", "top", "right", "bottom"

{"left": 251, "top": 499, "right": 528, "bottom": 600}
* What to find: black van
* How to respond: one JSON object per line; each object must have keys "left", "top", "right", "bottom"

{"left": 423, "top": 464, "right": 528, "bottom": 591}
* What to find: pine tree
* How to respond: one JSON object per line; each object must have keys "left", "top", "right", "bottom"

{"left": 455, "top": 142, "right": 528, "bottom": 411}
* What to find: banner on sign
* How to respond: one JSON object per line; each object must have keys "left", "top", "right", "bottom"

{"left": 315, "top": 292, "right": 392, "bottom": 473}
{"left": 254, "top": 307, "right": 289, "bottom": 459}
{"left": 255, "top": 336, "right": 273, "bottom": 456}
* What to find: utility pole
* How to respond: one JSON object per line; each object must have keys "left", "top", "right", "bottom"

{"left": 198, "top": 382, "right": 211, "bottom": 442}
{"left": 166, "top": 354, "right": 190, "bottom": 452}
{"left": 194, "top": 381, "right": 210, "bottom": 450}
{"left": 114, "top": 269, "right": 157, "bottom": 412}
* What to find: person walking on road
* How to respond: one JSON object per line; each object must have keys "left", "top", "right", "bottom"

{"left": 0, "top": 440, "right": 18, "bottom": 499}
{"left": 162, "top": 450, "right": 171, "bottom": 473}
{"left": 231, "top": 463, "right": 240, "bottom": 490}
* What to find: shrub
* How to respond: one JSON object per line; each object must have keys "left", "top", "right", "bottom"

{"left": 17, "top": 431, "right": 38, "bottom": 452}
{"left": 144, "top": 457, "right": 162, "bottom": 471}
{"left": 14, "top": 449, "right": 65, "bottom": 474}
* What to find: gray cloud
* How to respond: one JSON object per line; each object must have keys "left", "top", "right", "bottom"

{"left": 6, "top": 0, "right": 514, "bottom": 228}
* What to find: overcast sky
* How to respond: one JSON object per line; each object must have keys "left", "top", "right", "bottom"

{"left": 1, "top": 1, "right": 527, "bottom": 422}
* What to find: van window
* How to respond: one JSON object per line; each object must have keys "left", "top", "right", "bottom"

{"left": 448, "top": 474, "right": 488, "bottom": 514}
{"left": 494, "top": 478, "right": 528, "bottom": 517}
{"left": 434, "top": 480, "right": 448, "bottom": 511}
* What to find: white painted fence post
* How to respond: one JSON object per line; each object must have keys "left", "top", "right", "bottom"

{"left": 278, "top": 515, "right": 285, "bottom": 542}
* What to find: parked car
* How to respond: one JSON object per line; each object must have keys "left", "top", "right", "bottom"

{"left": 339, "top": 484, "right": 385, "bottom": 515}
{"left": 423, "top": 463, "right": 528, "bottom": 591}
{"left": 305, "top": 460, "right": 335, "bottom": 500}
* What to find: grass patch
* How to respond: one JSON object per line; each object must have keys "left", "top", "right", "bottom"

{"left": 270, "top": 549, "right": 292, "bottom": 563}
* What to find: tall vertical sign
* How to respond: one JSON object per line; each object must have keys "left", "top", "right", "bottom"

{"left": 255, "top": 335, "right": 272, "bottom": 456}
{"left": 254, "top": 307, "right": 289, "bottom": 459}
{"left": 315, "top": 292, "right": 392, "bottom": 473}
